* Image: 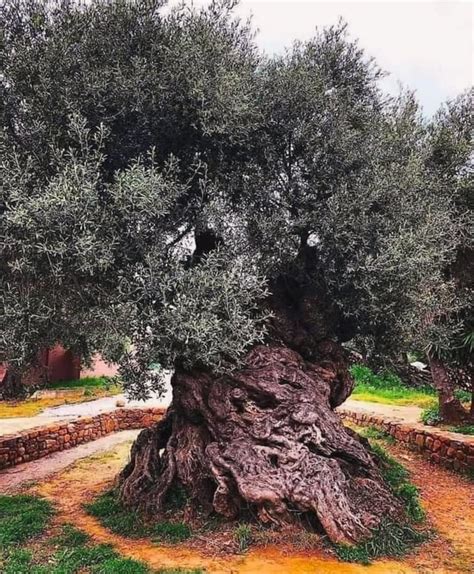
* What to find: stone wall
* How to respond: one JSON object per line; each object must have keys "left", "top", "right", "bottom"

{"left": 339, "top": 409, "right": 474, "bottom": 474}
{"left": 0, "top": 407, "right": 164, "bottom": 470}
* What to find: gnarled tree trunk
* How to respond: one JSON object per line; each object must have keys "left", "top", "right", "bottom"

{"left": 0, "top": 367, "right": 27, "bottom": 399}
{"left": 429, "top": 356, "right": 470, "bottom": 424}
{"left": 118, "top": 343, "right": 403, "bottom": 545}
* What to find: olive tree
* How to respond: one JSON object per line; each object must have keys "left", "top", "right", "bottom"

{"left": 423, "top": 89, "right": 473, "bottom": 422}
{"left": 1, "top": 0, "right": 461, "bottom": 544}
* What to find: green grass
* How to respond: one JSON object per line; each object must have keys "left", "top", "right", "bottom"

{"left": 421, "top": 404, "right": 474, "bottom": 435}
{"left": 234, "top": 523, "right": 253, "bottom": 553}
{"left": 357, "top": 426, "right": 396, "bottom": 444}
{"left": 0, "top": 496, "right": 200, "bottom": 574}
{"left": 370, "top": 443, "right": 425, "bottom": 522}
{"left": 449, "top": 424, "right": 474, "bottom": 435}
{"left": 47, "top": 376, "right": 119, "bottom": 390}
{"left": 0, "top": 494, "right": 54, "bottom": 547}
{"left": 331, "top": 438, "right": 428, "bottom": 564}
{"left": 350, "top": 365, "right": 437, "bottom": 408}
{"left": 0, "top": 519, "right": 158, "bottom": 574}
{"left": 153, "top": 522, "right": 191, "bottom": 544}
{"left": 420, "top": 403, "right": 443, "bottom": 426}
{"left": 85, "top": 490, "right": 191, "bottom": 544}
{"left": 333, "top": 520, "right": 429, "bottom": 565}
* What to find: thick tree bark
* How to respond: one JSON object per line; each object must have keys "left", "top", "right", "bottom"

{"left": 428, "top": 356, "right": 470, "bottom": 424}
{"left": 118, "top": 343, "right": 403, "bottom": 545}
{"left": 0, "top": 368, "right": 27, "bottom": 399}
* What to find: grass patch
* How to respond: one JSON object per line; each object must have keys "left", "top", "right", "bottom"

{"left": 0, "top": 494, "right": 53, "bottom": 547}
{"left": 0, "top": 497, "right": 200, "bottom": 573}
{"left": 448, "top": 424, "right": 474, "bottom": 436}
{"left": 342, "top": 429, "right": 427, "bottom": 564}
{"left": 53, "top": 523, "right": 90, "bottom": 547}
{"left": 333, "top": 520, "right": 429, "bottom": 564}
{"left": 357, "top": 426, "right": 395, "bottom": 444}
{"left": 234, "top": 523, "right": 253, "bottom": 553}
{"left": 47, "top": 376, "right": 118, "bottom": 390}
{"left": 85, "top": 490, "right": 191, "bottom": 544}
{"left": 421, "top": 404, "right": 474, "bottom": 435}
{"left": 0, "top": 387, "right": 121, "bottom": 419}
{"left": 153, "top": 522, "right": 191, "bottom": 543}
{"left": 350, "top": 365, "right": 437, "bottom": 408}
{"left": 420, "top": 403, "right": 442, "bottom": 426}
{"left": 0, "top": 516, "right": 158, "bottom": 574}
{"left": 370, "top": 443, "right": 425, "bottom": 522}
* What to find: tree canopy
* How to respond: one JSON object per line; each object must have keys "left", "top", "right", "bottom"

{"left": 1, "top": 0, "right": 469, "bottom": 399}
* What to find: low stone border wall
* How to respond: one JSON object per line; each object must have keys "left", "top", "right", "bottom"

{"left": 339, "top": 409, "right": 474, "bottom": 474}
{"left": 0, "top": 407, "right": 165, "bottom": 470}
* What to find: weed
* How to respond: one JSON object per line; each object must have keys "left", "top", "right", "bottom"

{"left": 234, "top": 523, "right": 253, "bottom": 553}
{"left": 0, "top": 495, "right": 53, "bottom": 547}
{"left": 53, "top": 524, "right": 90, "bottom": 547}
{"left": 84, "top": 491, "right": 147, "bottom": 538}
{"left": 86, "top": 490, "right": 193, "bottom": 544}
{"left": 0, "top": 548, "right": 49, "bottom": 574}
{"left": 153, "top": 522, "right": 191, "bottom": 543}
{"left": 448, "top": 425, "right": 474, "bottom": 436}
{"left": 0, "top": 496, "right": 168, "bottom": 574}
{"left": 370, "top": 443, "right": 425, "bottom": 522}
{"left": 333, "top": 519, "right": 429, "bottom": 564}
{"left": 358, "top": 426, "right": 395, "bottom": 444}
{"left": 421, "top": 404, "right": 442, "bottom": 426}
{"left": 350, "top": 365, "right": 436, "bottom": 408}
{"left": 92, "top": 557, "right": 151, "bottom": 573}
{"left": 48, "top": 376, "right": 115, "bottom": 390}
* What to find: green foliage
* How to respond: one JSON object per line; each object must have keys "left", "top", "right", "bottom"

{"left": 153, "top": 522, "right": 191, "bottom": 544}
{"left": 234, "top": 524, "right": 253, "bottom": 553}
{"left": 0, "top": 495, "right": 53, "bottom": 547}
{"left": 0, "top": 548, "right": 49, "bottom": 574}
{"left": 333, "top": 520, "right": 429, "bottom": 564}
{"left": 1, "top": 0, "right": 467, "bottom": 399}
{"left": 350, "top": 365, "right": 436, "bottom": 407}
{"left": 448, "top": 425, "right": 474, "bottom": 436}
{"left": 421, "top": 404, "right": 443, "bottom": 426}
{"left": 357, "top": 426, "right": 395, "bottom": 444}
{"left": 48, "top": 377, "right": 115, "bottom": 390}
{"left": 85, "top": 490, "right": 192, "bottom": 544}
{"left": 370, "top": 444, "right": 425, "bottom": 522}
{"left": 53, "top": 524, "right": 90, "bottom": 548}
{"left": 0, "top": 517, "right": 154, "bottom": 574}
{"left": 93, "top": 557, "right": 151, "bottom": 574}
{"left": 53, "top": 543, "right": 118, "bottom": 572}
{"left": 84, "top": 491, "right": 146, "bottom": 538}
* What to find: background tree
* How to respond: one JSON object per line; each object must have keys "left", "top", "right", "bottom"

{"left": 1, "top": 0, "right": 462, "bottom": 544}
{"left": 422, "top": 89, "right": 473, "bottom": 422}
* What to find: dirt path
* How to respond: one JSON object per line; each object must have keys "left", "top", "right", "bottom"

{"left": 0, "top": 430, "right": 139, "bottom": 492}
{"left": 339, "top": 399, "right": 423, "bottom": 424}
{"left": 30, "top": 440, "right": 473, "bottom": 574}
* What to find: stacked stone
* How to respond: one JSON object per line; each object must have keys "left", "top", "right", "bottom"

{"left": 339, "top": 410, "right": 474, "bottom": 474}
{"left": 0, "top": 407, "right": 165, "bottom": 469}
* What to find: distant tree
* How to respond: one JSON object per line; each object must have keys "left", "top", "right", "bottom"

{"left": 423, "top": 89, "right": 473, "bottom": 422}
{"left": 1, "top": 0, "right": 462, "bottom": 544}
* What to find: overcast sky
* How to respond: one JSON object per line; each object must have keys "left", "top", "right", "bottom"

{"left": 179, "top": 0, "right": 473, "bottom": 117}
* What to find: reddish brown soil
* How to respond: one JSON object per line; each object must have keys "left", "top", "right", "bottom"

{"left": 29, "top": 437, "right": 474, "bottom": 574}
